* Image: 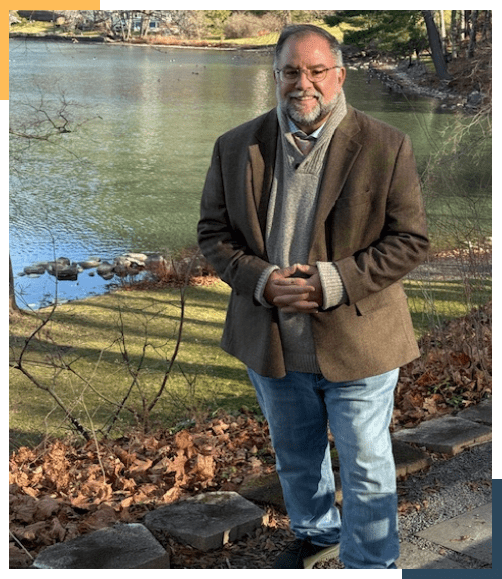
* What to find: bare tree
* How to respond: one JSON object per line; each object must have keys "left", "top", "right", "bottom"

{"left": 57, "top": 10, "right": 87, "bottom": 32}
{"left": 140, "top": 10, "right": 153, "bottom": 37}
{"left": 9, "top": 89, "right": 101, "bottom": 313}
{"left": 10, "top": 301, "right": 93, "bottom": 440}
{"left": 168, "top": 10, "right": 199, "bottom": 38}
{"left": 113, "top": 10, "right": 134, "bottom": 41}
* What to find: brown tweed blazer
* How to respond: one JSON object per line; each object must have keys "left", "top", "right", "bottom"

{"left": 198, "top": 105, "right": 429, "bottom": 381}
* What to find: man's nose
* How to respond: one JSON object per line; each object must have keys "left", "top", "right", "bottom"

{"left": 295, "top": 70, "right": 314, "bottom": 89}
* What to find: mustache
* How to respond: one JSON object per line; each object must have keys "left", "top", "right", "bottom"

{"left": 287, "top": 90, "right": 321, "bottom": 99}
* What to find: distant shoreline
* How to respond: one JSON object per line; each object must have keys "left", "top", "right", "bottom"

{"left": 8, "top": 32, "right": 273, "bottom": 51}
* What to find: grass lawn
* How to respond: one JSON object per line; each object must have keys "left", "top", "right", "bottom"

{"left": 11, "top": 20, "right": 56, "bottom": 34}
{"left": 9, "top": 274, "right": 491, "bottom": 448}
{"left": 9, "top": 281, "right": 254, "bottom": 448}
{"left": 404, "top": 277, "right": 491, "bottom": 336}
{"left": 10, "top": 20, "right": 101, "bottom": 38}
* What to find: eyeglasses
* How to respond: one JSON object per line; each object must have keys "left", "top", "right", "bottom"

{"left": 275, "top": 66, "right": 340, "bottom": 84}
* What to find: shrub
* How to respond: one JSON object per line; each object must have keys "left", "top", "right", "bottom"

{"left": 223, "top": 12, "right": 268, "bottom": 39}
{"left": 259, "top": 12, "right": 284, "bottom": 34}
{"left": 223, "top": 11, "right": 283, "bottom": 40}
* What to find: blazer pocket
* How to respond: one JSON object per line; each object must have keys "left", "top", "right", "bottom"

{"left": 354, "top": 283, "right": 406, "bottom": 316}
{"left": 335, "top": 189, "right": 372, "bottom": 208}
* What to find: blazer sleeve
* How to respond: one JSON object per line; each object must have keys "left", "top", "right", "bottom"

{"left": 334, "top": 134, "right": 429, "bottom": 305}
{"left": 197, "top": 138, "right": 272, "bottom": 301}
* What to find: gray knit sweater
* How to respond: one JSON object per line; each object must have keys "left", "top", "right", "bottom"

{"left": 255, "top": 91, "right": 348, "bottom": 373}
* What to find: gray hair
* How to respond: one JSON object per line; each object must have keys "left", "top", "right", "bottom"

{"left": 274, "top": 24, "right": 344, "bottom": 68}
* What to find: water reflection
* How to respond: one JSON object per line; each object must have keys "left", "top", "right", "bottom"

{"left": 250, "top": 68, "right": 274, "bottom": 118}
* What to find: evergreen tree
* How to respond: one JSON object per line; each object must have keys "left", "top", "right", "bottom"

{"left": 326, "top": 10, "right": 427, "bottom": 61}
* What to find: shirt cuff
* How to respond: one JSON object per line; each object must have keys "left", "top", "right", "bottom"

{"left": 254, "top": 265, "right": 280, "bottom": 308}
{"left": 316, "top": 261, "right": 347, "bottom": 310}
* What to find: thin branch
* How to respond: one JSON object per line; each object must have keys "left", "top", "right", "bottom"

{"left": 147, "top": 273, "right": 189, "bottom": 413}
{"left": 13, "top": 362, "right": 91, "bottom": 440}
{"left": 9, "top": 530, "right": 34, "bottom": 561}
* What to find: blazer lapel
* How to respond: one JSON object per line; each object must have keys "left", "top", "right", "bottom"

{"left": 309, "top": 107, "right": 362, "bottom": 261}
{"left": 245, "top": 107, "right": 363, "bottom": 263}
{"left": 248, "top": 109, "right": 278, "bottom": 252}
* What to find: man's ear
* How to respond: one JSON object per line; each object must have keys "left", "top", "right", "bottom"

{"left": 336, "top": 67, "right": 347, "bottom": 90}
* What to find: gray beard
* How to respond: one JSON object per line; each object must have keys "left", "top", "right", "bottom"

{"left": 278, "top": 87, "right": 337, "bottom": 129}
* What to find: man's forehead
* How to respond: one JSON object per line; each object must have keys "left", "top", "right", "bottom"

{"left": 277, "top": 34, "right": 334, "bottom": 64}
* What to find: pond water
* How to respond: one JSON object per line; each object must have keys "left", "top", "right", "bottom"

{"left": 9, "top": 39, "right": 487, "bottom": 309}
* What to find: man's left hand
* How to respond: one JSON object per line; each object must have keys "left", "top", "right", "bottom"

{"left": 271, "top": 264, "right": 323, "bottom": 314}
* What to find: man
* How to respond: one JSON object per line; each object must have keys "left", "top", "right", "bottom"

{"left": 198, "top": 24, "right": 428, "bottom": 569}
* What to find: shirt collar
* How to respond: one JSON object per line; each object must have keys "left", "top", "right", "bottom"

{"left": 287, "top": 117, "right": 326, "bottom": 139}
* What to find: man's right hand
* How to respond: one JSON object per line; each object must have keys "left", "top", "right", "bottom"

{"left": 263, "top": 264, "right": 320, "bottom": 314}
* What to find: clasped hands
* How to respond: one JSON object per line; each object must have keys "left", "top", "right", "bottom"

{"left": 263, "top": 264, "right": 323, "bottom": 314}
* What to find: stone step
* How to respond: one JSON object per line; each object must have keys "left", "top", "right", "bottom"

{"left": 33, "top": 523, "right": 170, "bottom": 569}
{"left": 143, "top": 491, "right": 268, "bottom": 552}
{"left": 393, "top": 398, "right": 492, "bottom": 456}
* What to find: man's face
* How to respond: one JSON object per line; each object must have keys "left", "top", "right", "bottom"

{"left": 274, "top": 33, "right": 346, "bottom": 133}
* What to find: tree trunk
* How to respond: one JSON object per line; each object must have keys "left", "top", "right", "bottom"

{"left": 117, "top": 11, "right": 132, "bottom": 41}
{"left": 460, "top": 11, "right": 467, "bottom": 41}
{"left": 9, "top": 255, "right": 19, "bottom": 313}
{"left": 440, "top": 10, "right": 447, "bottom": 56}
{"left": 450, "top": 10, "right": 458, "bottom": 59}
{"left": 464, "top": 11, "right": 471, "bottom": 40}
{"left": 422, "top": 10, "right": 452, "bottom": 80}
{"left": 481, "top": 10, "right": 491, "bottom": 41}
{"left": 141, "top": 17, "right": 150, "bottom": 37}
{"left": 141, "top": 11, "right": 152, "bottom": 37}
{"left": 468, "top": 10, "right": 479, "bottom": 58}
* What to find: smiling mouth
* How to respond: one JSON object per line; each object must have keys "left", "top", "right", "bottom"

{"left": 291, "top": 96, "right": 318, "bottom": 105}
{"left": 289, "top": 92, "right": 319, "bottom": 104}
{"left": 291, "top": 92, "right": 317, "bottom": 98}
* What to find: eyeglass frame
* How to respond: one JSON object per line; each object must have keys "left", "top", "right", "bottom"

{"left": 275, "top": 66, "right": 341, "bottom": 84}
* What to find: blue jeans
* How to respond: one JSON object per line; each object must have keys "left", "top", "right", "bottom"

{"left": 247, "top": 368, "right": 400, "bottom": 569}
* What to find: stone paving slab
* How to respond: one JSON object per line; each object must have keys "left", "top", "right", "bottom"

{"left": 143, "top": 491, "right": 268, "bottom": 552}
{"left": 457, "top": 398, "right": 492, "bottom": 425}
{"left": 392, "top": 415, "right": 492, "bottom": 455}
{"left": 392, "top": 439, "right": 431, "bottom": 477}
{"left": 417, "top": 503, "right": 492, "bottom": 564}
{"left": 33, "top": 523, "right": 170, "bottom": 569}
{"left": 396, "top": 542, "right": 468, "bottom": 569}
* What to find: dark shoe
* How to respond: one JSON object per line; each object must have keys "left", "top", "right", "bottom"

{"left": 272, "top": 538, "right": 340, "bottom": 569}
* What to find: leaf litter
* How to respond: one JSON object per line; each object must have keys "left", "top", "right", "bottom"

{"left": 9, "top": 301, "right": 491, "bottom": 568}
